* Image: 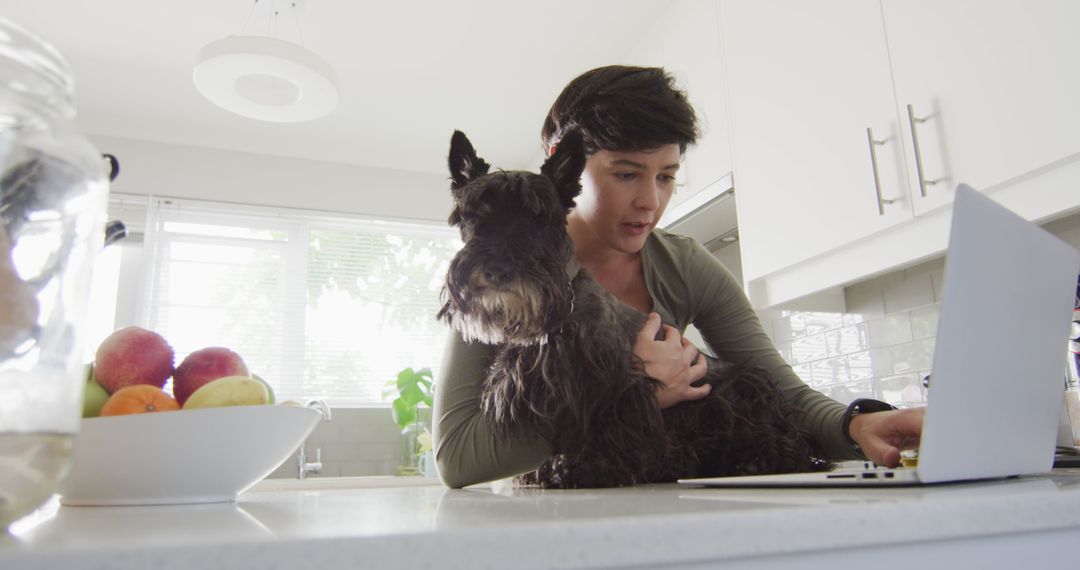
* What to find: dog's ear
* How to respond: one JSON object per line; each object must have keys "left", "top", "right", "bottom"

{"left": 540, "top": 130, "right": 586, "bottom": 210}
{"left": 448, "top": 130, "right": 491, "bottom": 191}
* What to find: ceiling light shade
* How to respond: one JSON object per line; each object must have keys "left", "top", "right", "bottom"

{"left": 193, "top": 35, "right": 338, "bottom": 123}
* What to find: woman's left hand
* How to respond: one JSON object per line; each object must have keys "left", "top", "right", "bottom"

{"left": 633, "top": 313, "right": 710, "bottom": 409}
{"left": 848, "top": 407, "right": 924, "bottom": 467}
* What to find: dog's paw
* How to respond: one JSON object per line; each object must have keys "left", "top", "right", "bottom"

{"left": 545, "top": 454, "right": 574, "bottom": 488}
{"left": 528, "top": 454, "right": 592, "bottom": 489}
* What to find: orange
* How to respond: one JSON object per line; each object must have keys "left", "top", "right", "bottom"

{"left": 99, "top": 385, "right": 180, "bottom": 417}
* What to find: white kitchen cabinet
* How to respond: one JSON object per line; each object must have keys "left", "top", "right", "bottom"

{"left": 721, "top": 0, "right": 1080, "bottom": 309}
{"left": 624, "top": 0, "right": 733, "bottom": 209}
{"left": 882, "top": 0, "right": 1080, "bottom": 217}
{"left": 719, "top": 0, "right": 913, "bottom": 286}
{"left": 660, "top": 0, "right": 732, "bottom": 200}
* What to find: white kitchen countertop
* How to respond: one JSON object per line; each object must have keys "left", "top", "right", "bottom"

{"left": 4, "top": 471, "right": 1080, "bottom": 570}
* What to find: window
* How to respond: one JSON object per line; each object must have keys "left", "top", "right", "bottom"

{"left": 98, "top": 195, "right": 459, "bottom": 407}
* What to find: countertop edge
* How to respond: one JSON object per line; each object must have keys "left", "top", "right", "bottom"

{"left": 7, "top": 478, "right": 1080, "bottom": 570}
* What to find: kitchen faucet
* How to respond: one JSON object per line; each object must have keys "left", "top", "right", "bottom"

{"left": 296, "top": 399, "right": 333, "bottom": 479}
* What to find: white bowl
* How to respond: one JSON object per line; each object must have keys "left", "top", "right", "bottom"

{"left": 58, "top": 405, "right": 321, "bottom": 506}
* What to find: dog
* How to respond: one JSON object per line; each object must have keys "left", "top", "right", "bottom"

{"left": 437, "top": 130, "right": 821, "bottom": 488}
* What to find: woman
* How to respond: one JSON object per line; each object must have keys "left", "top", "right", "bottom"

{"left": 433, "top": 65, "right": 923, "bottom": 489}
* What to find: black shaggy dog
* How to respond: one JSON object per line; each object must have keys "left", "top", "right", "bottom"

{"left": 438, "top": 130, "right": 820, "bottom": 488}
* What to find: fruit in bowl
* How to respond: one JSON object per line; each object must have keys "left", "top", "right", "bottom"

{"left": 86, "top": 328, "right": 284, "bottom": 416}
{"left": 60, "top": 404, "right": 322, "bottom": 506}
{"left": 183, "top": 375, "right": 269, "bottom": 409}
{"left": 81, "top": 366, "right": 110, "bottom": 418}
{"left": 66, "top": 327, "right": 311, "bottom": 505}
{"left": 100, "top": 385, "right": 180, "bottom": 416}
{"left": 251, "top": 373, "right": 276, "bottom": 404}
{"left": 172, "top": 347, "right": 250, "bottom": 406}
{"left": 93, "top": 326, "right": 175, "bottom": 393}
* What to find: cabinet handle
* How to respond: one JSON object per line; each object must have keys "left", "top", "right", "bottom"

{"left": 866, "top": 127, "right": 895, "bottom": 216}
{"left": 906, "top": 104, "right": 940, "bottom": 197}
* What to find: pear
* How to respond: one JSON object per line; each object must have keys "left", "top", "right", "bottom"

{"left": 181, "top": 375, "right": 269, "bottom": 410}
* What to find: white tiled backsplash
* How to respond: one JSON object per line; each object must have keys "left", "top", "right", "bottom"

{"left": 759, "top": 258, "right": 945, "bottom": 408}
{"left": 265, "top": 408, "right": 406, "bottom": 478}
{"left": 760, "top": 209, "right": 1080, "bottom": 409}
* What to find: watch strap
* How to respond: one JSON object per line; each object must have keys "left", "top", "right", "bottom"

{"left": 841, "top": 398, "right": 897, "bottom": 456}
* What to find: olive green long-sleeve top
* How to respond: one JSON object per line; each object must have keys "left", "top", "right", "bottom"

{"left": 433, "top": 229, "right": 856, "bottom": 488}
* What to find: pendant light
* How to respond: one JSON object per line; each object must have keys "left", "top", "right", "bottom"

{"left": 193, "top": 0, "right": 338, "bottom": 123}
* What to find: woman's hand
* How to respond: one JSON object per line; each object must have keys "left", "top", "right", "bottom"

{"left": 633, "top": 313, "right": 710, "bottom": 409}
{"left": 849, "top": 407, "right": 924, "bottom": 467}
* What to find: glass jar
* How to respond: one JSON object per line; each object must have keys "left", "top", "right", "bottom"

{"left": 0, "top": 18, "right": 108, "bottom": 530}
{"left": 396, "top": 421, "right": 422, "bottom": 476}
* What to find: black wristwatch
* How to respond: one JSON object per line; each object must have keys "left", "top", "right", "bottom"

{"left": 841, "top": 398, "right": 897, "bottom": 456}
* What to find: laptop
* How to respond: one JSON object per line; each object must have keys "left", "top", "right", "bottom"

{"left": 679, "top": 184, "right": 1080, "bottom": 487}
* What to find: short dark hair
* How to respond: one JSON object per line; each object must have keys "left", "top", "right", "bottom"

{"left": 541, "top": 65, "right": 699, "bottom": 155}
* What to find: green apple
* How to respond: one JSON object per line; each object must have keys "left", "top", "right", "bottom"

{"left": 82, "top": 371, "right": 110, "bottom": 418}
{"left": 251, "top": 373, "right": 276, "bottom": 405}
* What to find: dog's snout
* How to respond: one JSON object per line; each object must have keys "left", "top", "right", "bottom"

{"left": 483, "top": 263, "right": 514, "bottom": 286}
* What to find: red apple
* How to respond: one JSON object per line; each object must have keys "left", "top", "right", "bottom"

{"left": 94, "top": 327, "right": 175, "bottom": 394}
{"left": 172, "top": 347, "right": 250, "bottom": 406}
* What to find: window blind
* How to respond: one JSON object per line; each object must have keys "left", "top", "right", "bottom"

{"left": 140, "top": 197, "right": 460, "bottom": 407}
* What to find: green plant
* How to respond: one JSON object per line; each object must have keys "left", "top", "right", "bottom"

{"left": 385, "top": 367, "right": 434, "bottom": 430}
{"left": 384, "top": 367, "right": 435, "bottom": 471}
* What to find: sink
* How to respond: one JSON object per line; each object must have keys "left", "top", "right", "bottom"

{"left": 246, "top": 475, "right": 444, "bottom": 493}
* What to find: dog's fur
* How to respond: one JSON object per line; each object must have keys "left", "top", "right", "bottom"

{"left": 438, "top": 130, "right": 821, "bottom": 488}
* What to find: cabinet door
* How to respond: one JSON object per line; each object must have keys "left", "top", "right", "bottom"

{"left": 626, "top": 0, "right": 733, "bottom": 205}
{"left": 883, "top": 0, "right": 1080, "bottom": 216}
{"left": 720, "top": 0, "right": 912, "bottom": 283}
{"left": 662, "top": 0, "right": 731, "bottom": 197}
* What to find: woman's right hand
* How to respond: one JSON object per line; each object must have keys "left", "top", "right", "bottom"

{"left": 633, "top": 313, "right": 710, "bottom": 409}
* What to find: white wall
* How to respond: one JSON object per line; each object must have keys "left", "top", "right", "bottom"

{"left": 92, "top": 135, "right": 453, "bottom": 223}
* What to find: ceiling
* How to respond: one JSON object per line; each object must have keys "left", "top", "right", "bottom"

{"left": 4, "top": 0, "right": 672, "bottom": 175}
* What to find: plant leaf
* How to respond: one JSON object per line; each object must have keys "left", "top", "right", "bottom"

{"left": 399, "top": 384, "right": 424, "bottom": 406}
{"left": 397, "top": 368, "right": 419, "bottom": 391}
{"left": 391, "top": 398, "right": 416, "bottom": 429}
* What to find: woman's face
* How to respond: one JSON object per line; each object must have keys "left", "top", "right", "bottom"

{"left": 570, "top": 144, "right": 681, "bottom": 255}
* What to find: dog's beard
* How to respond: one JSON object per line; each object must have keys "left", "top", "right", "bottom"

{"left": 442, "top": 273, "right": 552, "bottom": 345}
{"left": 437, "top": 232, "right": 576, "bottom": 346}
{"left": 439, "top": 254, "right": 574, "bottom": 346}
